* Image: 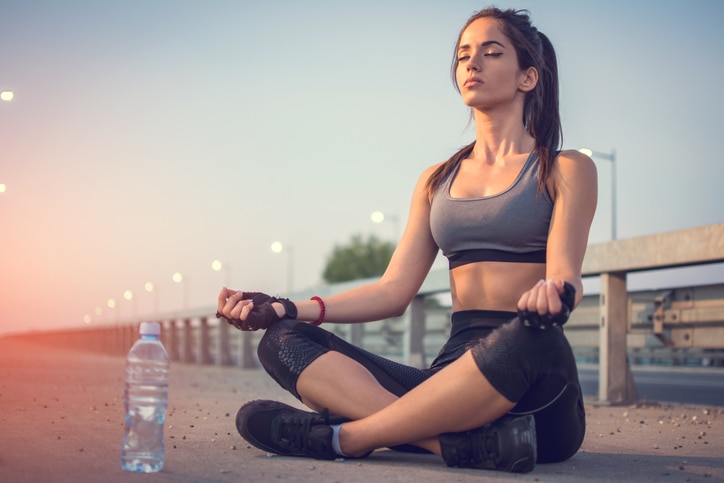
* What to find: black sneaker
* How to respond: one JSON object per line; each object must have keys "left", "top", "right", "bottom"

{"left": 439, "top": 414, "right": 537, "bottom": 473}
{"left": 236, "top": 399, "right": 347, "bottom": 460}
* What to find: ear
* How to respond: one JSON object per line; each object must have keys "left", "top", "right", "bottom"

{"left": 518, "top": 66, "right": 538, "bottom": 92}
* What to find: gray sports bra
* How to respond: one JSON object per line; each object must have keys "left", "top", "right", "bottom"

{"left": 430, "top": 151, "right": 554, "bottom": 269}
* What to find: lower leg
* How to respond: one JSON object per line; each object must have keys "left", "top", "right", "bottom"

{"left": 296, "top": 351, "right": 440, "bottom": 453}
{"left": 338, "top": 351, "right": 515, "bottom": 457}
{"left": 296, "top": 351, "right": 399, "bottom": 420}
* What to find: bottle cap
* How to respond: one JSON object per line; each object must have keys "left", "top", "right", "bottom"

{"left": 139, "top": 322, "right": 161, "bottom": 336}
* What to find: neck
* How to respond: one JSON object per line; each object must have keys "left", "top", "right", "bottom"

{"left": 470, "top": 106, "right": 535, "bottom": 162}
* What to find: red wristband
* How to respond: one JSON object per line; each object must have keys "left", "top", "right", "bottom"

{"left": 310, "top": 296, "right": 325, "bottom": 326}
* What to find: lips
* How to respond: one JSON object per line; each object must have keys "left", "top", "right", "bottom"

{"left": 464, "top": 77, "right": 483, "bottom": 88}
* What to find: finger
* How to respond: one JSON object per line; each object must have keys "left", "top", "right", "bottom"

{"left": 524, "top": 279, "right": 545, "bottom": 312}
{"left": 546, "top": 280, "right": 562, "bottom": 314}
{"left": 218, "top": 288, "right": 243, "bottom": 314}
{"left": 217, "top": 287, "right": 229, "bottom": 313}
{"left": 517, "top": 290, "right": 531, "bottom": 311}
{"left": 240, "top": 301, "right": 254, "bottom": 320}
{"left": 228, "top": 299, "right": 253, "bottom": 319}
{"left": 535, "top": 281, "right": 549, "bottom": 314}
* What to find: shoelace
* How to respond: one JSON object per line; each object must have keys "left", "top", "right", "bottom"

{"left": 273, "top": 409, "right": 331, "bottom": 453}
{"left": 460, "top": 426, "right": 500, "bottom": 467}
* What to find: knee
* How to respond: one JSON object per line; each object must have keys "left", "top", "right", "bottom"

{"left": 257, "top": 318, "right": 295, "bottom": 367}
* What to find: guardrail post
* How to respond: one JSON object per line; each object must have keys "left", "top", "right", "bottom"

{"left": 404, "top": 295, "right": 426, "bottom": 369}
{"left": 168, "top": 320, "right": 180, "bottom": 362}
{"left": 242, "top": 332, "right": 256, "bottom": 369}
{"left": 218, "top": 318, "right": 232, "bottom": 366}
{"left": 599, "top": 271, "right": 637, "bottom": 405}
{"left": 183, "top": 318, "right": 194, "bottom": 363}
{"left": 351, "top": 325, "right": 364, "bottom": 347}
{"left": 200, "top": 317, "right": 212, "bottom": 365}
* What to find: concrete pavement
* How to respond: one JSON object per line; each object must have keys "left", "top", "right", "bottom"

{"left": 0, "top": 336, "right": 722, "bottom": 483}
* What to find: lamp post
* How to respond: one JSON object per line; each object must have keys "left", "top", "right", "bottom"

{"left": 370, "top": 211, "right": 400, "bottom": 241}
{"left": 579, "top": 148, "right": 617, "bottom": 240}
{"left": 107, "top": 298, "right": 118, "bottom": 323}
{"left": 270, "top": 241, "right": 293, "bottom": 293}
{"left": 124, "top": 289, "right": 137, "bottom": 319}
{"left": 144, "top": 281, "right": 159, "bottom": 316}
{"left": 211, "top": 259, "right": 232, "bottom": 287}
{"left": 172, "top": 272, "right": 189, "bottom": 310}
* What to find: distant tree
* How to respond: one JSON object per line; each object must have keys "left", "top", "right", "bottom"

{"left": 322, "top": 234, "right": 395, "bottom": 283}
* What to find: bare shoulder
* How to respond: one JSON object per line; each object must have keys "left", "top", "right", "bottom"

{"left": 420, "top": 161, "right": 445, "bottom": 182}
{"left": 552, "top": 149, "right": 597, "bottom": 186}
{"left": 413, "top": 161, "right": 446, "bottom": 197}
{"left": 554, "top": 149, "right": 597, "bottom": 176}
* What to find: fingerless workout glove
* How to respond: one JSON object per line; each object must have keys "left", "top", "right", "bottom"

{"left": 518, "top": 281, "right": 576, "bottom": 329}
{"left": 216, "top": 292, "right": 297, "bottom": 331}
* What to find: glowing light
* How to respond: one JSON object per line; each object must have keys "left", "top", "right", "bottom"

{"left": 211, "top": 260, "right": 223, "bottom": 271}
{"left": 370, "top": 211, "right": 385, "bottom": 223}
{"left": 270, "top": 241, "right": 283, "bottom": 253}
{"left": 107, "top": 298, "right": 116, "bottom": 309}
{"left": 83, "top": 314, "right": 92, "bottom": 324}
{"left": 144, "top": 282, "right": 154, "bottom": 292}
{"left": 124, "top": 290, "right": 133, "bottom": 301}
{"left": 578, "top": 148, "right": 593, "bottom": 157}
{"left": 0, "top": 184, "right": 6, "bottom": 193}
{"left": 0, "top": 90, "right": 13, "bottom": 102}
{"left": 94, "top": 306, "right": 103, "bottom": 316}
{"left": 172, "top": 272, "right": 183, "bottom": 283}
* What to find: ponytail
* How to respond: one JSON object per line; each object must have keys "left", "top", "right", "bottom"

{"left": 527, "top": 30, "right": 561, "bottom": 193}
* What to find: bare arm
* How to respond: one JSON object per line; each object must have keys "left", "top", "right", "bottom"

{"left": 518, "top": 149, "right": 598, "bottom": 314}
{"left": 294, "top": 165, "right": 441, "bottom": 323}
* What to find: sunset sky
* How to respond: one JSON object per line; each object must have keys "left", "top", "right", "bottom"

{"left": 1, "top": 0, "right": 723, "bottom": 335}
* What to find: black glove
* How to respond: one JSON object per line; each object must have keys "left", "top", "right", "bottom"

{"left": 216, "top": 292, "right": 297, "bottom": 331}
{"left": 518, "top": 281, "right": 576, "bottom": 329}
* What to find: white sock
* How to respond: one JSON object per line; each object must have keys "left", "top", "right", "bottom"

{"left": 330, "top": 424, "right": 349, "bottom": 457}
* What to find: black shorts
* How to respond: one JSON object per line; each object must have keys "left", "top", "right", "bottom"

{"left": 256, "top": 311, "right": 585, "bottom": 463}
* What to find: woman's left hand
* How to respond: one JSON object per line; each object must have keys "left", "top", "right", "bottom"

{"left": 517, "top": 279, "right": 565, "bottom": 315}
{"left": 517, "top": 279, "right": 576, "bottom": 329}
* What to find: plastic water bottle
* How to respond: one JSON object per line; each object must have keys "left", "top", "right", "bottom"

{"left": 121, "top": 322, "right": 169, "bottom": 473}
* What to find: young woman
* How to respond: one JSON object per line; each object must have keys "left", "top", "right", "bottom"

{"left": 217, "top": 7, "right": 597, "bottom": 473}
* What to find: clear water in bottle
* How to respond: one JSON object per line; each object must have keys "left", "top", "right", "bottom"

{"left": 121, "top": 322, "right": 169, "bottom": 473}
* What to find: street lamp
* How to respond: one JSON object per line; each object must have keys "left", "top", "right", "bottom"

{"left": 172, "top": 272, "right": 189, "bottom": 310}
{"left": 211, "top": 259, "right": 232, "bottom": 287}
{"left": 107, "top": 298, "right": 118, "bottom": 323}
{"left": 270, "top": 241, "right": 294, "bottom": 293}
{"left": 370, "top": 211, "right": 400, "bottom": 241}
{"left": 144, "top": 281, "right": 159, "bottom": 315}
{"left": 579, "top": 148, "right": 617, "bottom": 240}
{"left": 124, "top": 289, "right": 137, "bottom": 319}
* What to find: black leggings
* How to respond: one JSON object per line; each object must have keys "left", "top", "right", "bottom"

{"left": 256, "top": 311, "right": 585, "bottom": 463}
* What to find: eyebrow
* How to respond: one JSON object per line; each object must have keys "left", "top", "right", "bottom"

{"left": 458, "top": 40, "right": 506, "bottom": 51}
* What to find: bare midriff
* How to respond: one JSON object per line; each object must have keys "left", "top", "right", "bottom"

{"left": 449, "top": 261, "right": 546, "bottom": 312}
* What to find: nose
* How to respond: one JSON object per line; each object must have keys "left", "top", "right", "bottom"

{"left": 466, "top": 56, "right": 481, "bottom": 72}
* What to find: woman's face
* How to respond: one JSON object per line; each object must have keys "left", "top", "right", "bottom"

{"left": 455, "top": 17, "right": 531, "bottom": 110}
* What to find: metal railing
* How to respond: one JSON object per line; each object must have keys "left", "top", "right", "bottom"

{"left": 6, "top": 223, "right": 724, "bottom": 406}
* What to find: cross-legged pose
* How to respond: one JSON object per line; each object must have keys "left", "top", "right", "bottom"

{"left": 217, "top": 6, "right": 597, "bottom": 474}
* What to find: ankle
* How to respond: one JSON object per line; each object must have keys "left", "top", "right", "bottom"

{"left": 338, "top": 423, "right": 370, "bottom": 458}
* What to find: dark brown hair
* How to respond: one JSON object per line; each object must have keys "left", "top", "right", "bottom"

{"left": 426, "top": 7, "right": 561, "bottom": 197}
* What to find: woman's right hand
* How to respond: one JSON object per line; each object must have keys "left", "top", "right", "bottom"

{"left": 216, "top": 288, "right": 296, "bottom": 331}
